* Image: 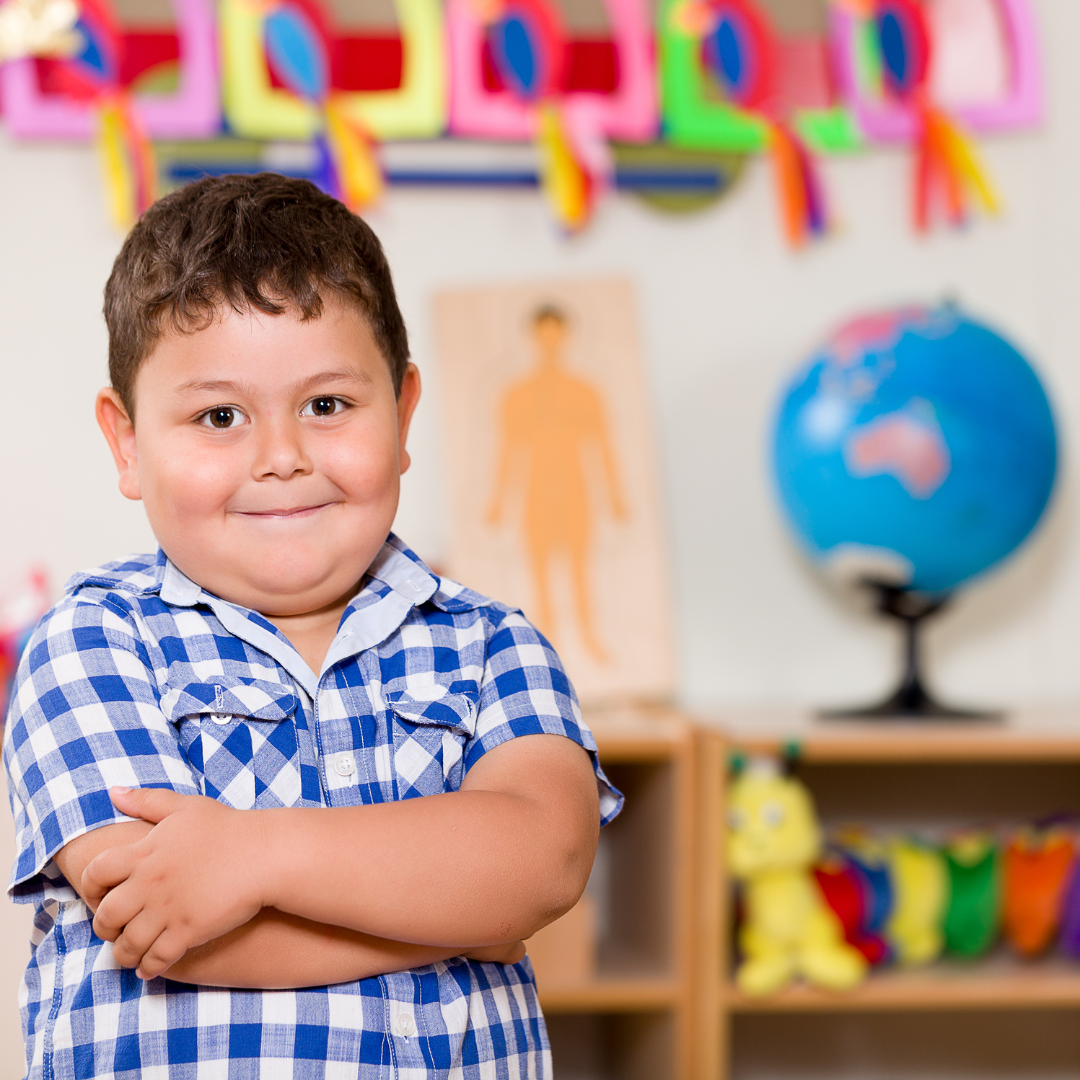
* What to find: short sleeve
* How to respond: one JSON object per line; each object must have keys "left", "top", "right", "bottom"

{"left": 2, "top": 594, "right": 201, "bottom": 903}
{"left": 466, "top": 611, "right": 623, "bottom": 825}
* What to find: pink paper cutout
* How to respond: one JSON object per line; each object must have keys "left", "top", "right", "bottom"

{"left": 447, "top": 0, "right": 657, "bottom": 144}
{"left": 1, "top": 0, "right": 219, "bottom": 140}
{"left": 830, "top": 0, "right": 1042, "bottom": 142}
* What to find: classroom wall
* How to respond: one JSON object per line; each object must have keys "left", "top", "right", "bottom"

{"left": 1, "top": 0, "right": 1079, "bottom": 1073}
{"left": 6, "top": 2, "right": 1080, "bottom": 718}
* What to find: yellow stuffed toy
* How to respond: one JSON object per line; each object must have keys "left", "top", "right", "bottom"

{"left": 728, "top": 759, "right": 867, "bottom": 995}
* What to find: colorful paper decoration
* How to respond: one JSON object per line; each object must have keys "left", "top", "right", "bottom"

{"left": 220, "top": 0, "right": 444, "bottom": 209}
{"left": 830, "top": 0, "right": 1039, "bottom": 230}
{"left": 0, "top": 0, "right": 219, "bottom": 227}
{"left": 659, "top": 0, "right": 846, "bottom": 246}
{"left": 447, "top": 0, "right": 657, "bottom": 231}
{"left": 1, "top": 0, "right": 219, "bottom": 138}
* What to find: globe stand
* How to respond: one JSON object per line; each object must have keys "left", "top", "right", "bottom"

{"left": 821, "top": 582, "right": 1002, "bottom": 721}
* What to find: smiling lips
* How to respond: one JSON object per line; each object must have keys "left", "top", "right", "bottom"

{"left": 234, "top": 503, "right": 335, "bottom": 519}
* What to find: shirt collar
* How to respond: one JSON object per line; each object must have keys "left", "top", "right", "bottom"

{"left": 157, "top": 538, "right": 439, "bottom": 695}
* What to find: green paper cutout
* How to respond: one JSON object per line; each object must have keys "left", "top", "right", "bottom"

{"left": 658, "top": 0, "right": 862, "bottom": 154}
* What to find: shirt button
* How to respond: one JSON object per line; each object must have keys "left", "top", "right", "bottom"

{"left": 210, "top": 713, "right": 230, "bottom": 725}
{"left": 334, "top": 753, "right": 356, "bottom": 778}
{"left": 393, "top": 1013, "right": 416, "bottom": 1037}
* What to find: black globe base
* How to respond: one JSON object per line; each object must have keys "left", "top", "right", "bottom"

{"left": 819, "top": 582, "right": 1003, "bottom": 722}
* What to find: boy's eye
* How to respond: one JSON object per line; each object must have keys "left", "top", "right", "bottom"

{"left": 198, "top": 406, "right": 247, "bottom": 429}
{"left": 302, "top": 397, "right": 347, "bottom": 417}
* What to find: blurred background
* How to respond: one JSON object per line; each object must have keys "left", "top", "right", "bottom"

{"left": 2, "top": 2, "right": 1078, "bottom": 711}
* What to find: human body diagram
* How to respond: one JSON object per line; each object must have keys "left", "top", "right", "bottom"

{"left": 486, "top": 307, "right": 628, "bottom": 663}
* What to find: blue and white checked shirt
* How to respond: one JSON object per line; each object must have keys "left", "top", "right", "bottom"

{"left": 3, "top": 535, "right": 621, "bottom": 1080}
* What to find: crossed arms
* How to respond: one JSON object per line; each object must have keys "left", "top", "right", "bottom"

{"left": 53, "top": 734, "right": 599, "bottom": 988}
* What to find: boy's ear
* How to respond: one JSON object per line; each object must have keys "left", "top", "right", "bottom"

{"left": 96, "top": 389, "right": 142, "bottom": 501}
{"left": 396, "top": 364, "right": 422, "bottom": 476}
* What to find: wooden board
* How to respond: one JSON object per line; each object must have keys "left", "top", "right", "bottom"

{"left": 726, "top": 954, "right": 1080, "bottom": 1012}
{"left": 433, "top": 278, "right": 675, "bottom": 706}
{"left": 706, "top": 708, "right": 1080, "bottom": 762}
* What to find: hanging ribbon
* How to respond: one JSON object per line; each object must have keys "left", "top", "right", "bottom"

{"left": 672, "top": 0, "right": 829, "bottom": 247}
{"left": 262, "top": 0, "right": 384, "bottom": 211}
{"left": 914, "top": 103, "right": 1000, "bottom": 231}
{"left": 96, "top": 91, "right": 156, "bottom": 230}
{"left": 873, "top": 0, "right": 1001, "bottom": 232}
{"left": 49, "top": 0, "right": 157, "bottom": 228}
{"left": 482, "top": 0, "right": 599, "bottom": 232}
{"left": 767, "top": 119, "right": 827, "bottom": 247}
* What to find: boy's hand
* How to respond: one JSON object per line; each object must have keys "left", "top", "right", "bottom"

{"left": 83, "top": 787, "right": 269, "bottom": 980}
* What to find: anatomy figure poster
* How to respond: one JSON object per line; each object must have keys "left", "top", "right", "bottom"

{"left": 433, "top": 278, "right": 674, "bottom": 705}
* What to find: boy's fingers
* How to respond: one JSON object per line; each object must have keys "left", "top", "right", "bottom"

{"left": 109, "top": 786, "right": 188, "bottom": 824}
{"left": 136, "top": 930, "right": 188, "bottom": 981}
{"left": 83, "top": 844, "right": 138, "bottom": 896}
{"left": 93, "top": 884, "right": 144, "bottom": 944}
{"left": 110, "top": 909, "right": 164, "bottom": 970}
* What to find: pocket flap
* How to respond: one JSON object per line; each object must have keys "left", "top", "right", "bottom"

{"left": 161, "top": 677, "right": 298, "bottom": 723}
{"left": 385, "top": 687, "right": 478, "bottom": 736}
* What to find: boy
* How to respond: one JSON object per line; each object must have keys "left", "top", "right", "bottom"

{"left": 3, "top": 173, "right": 621, "bottom": 1079}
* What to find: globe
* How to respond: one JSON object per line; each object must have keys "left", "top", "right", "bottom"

{"left": 773, "top": 304, "right": 1058, "bottom": 598}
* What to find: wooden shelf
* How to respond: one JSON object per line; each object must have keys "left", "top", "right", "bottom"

{"left": 725, "top": 954, "right": 1080, "bottom": 1013}
{"left": 586, "top": 707, "right": 696, "bottom": 762}
{"left": 535, "top": 707, "right": 701, "bottom": 1079}
{"left": 705, "top": 708, "right": 1080, "bottom": 763}
{"left": 539, "top": 976, "right": 679, "bottom": 1012}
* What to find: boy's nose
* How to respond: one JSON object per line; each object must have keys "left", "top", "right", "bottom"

{"left": 252, "top": 416, "right": 314, "bottom": 480}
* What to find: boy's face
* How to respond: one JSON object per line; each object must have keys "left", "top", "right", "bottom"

{"left": 97, "top": 298, "right": 421, "bottom": 617}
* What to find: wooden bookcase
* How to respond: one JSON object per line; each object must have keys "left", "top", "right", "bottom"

{"left": 530, "top": 708, "right": 704, "bottom": 1080}
{"left": 703, "top": 709, "right": 1080, "bottom": 1080}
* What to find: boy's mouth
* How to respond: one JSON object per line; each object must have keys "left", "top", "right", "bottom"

{"left": 234, "top": 503, "right": 335, "bottom": 519}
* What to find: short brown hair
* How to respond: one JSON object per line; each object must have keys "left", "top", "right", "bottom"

{"left": 104, "top": 173, "right": 410, "bottom": 417}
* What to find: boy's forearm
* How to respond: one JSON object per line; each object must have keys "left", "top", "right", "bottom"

{"left": 254, "top": 738, "right": 598, "bottom": 946}
{"left": 165, "top": 909, "right": 476, "bottom": 989}
{"left": 259, "top": 790, "right": 579, "bottom": 945}
{"left": 88, "top": 736, "right": 600, "bottom": 977}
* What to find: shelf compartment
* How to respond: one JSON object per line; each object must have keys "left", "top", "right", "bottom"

{"left": 726, "top": 955, "right": 1080, "bottom": 1013}
{"left": 547, "top": 1011, "right": 675, "bottom": 1080}
{"left": 539, "top": 976, "right": 679, "bottom": 1012}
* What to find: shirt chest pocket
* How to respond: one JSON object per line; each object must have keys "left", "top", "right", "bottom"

{"left": 386, "top": 687, "right": 478, "bottom": 798}
{"left": 162, "top": 677, "right": 302, "bottom": 810}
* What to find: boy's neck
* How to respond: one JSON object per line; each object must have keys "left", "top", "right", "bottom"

{"left": 266, "top": 582, "right": 361, "bottom": 676}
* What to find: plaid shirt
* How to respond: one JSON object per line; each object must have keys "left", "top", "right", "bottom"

{"left": 3, "top": 535, "right": 621, "bottom": 1080}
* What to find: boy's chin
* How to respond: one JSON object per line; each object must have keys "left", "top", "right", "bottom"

{"left": 225, "top": 574, "right": 363, "bottom": 616}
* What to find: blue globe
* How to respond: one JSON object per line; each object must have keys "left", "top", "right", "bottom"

{"left": 773, "top": 305, "right": 1058, "bottom": 595}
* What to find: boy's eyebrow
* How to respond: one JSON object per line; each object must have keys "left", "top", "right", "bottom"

{"left": 174, "top": 370, "right": 373, "bottom": 396}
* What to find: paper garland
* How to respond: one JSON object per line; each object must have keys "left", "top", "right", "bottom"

{"left": 1, "top": 0, "right": 218, "bottom": 139}
{"left": 830, "top": 0, "right": 1040, "bottom": 231}
{"left": 660, "top": 0, "right": 842, "bottom": 245}
{"left": 0, "top": 0, "right": 1046, "bottom": 238}
{"left": 221, "top": 0, "right": 444, "bottom": 141}
{"left": 447, "top": 0, "right": 656, "bottom": 231}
